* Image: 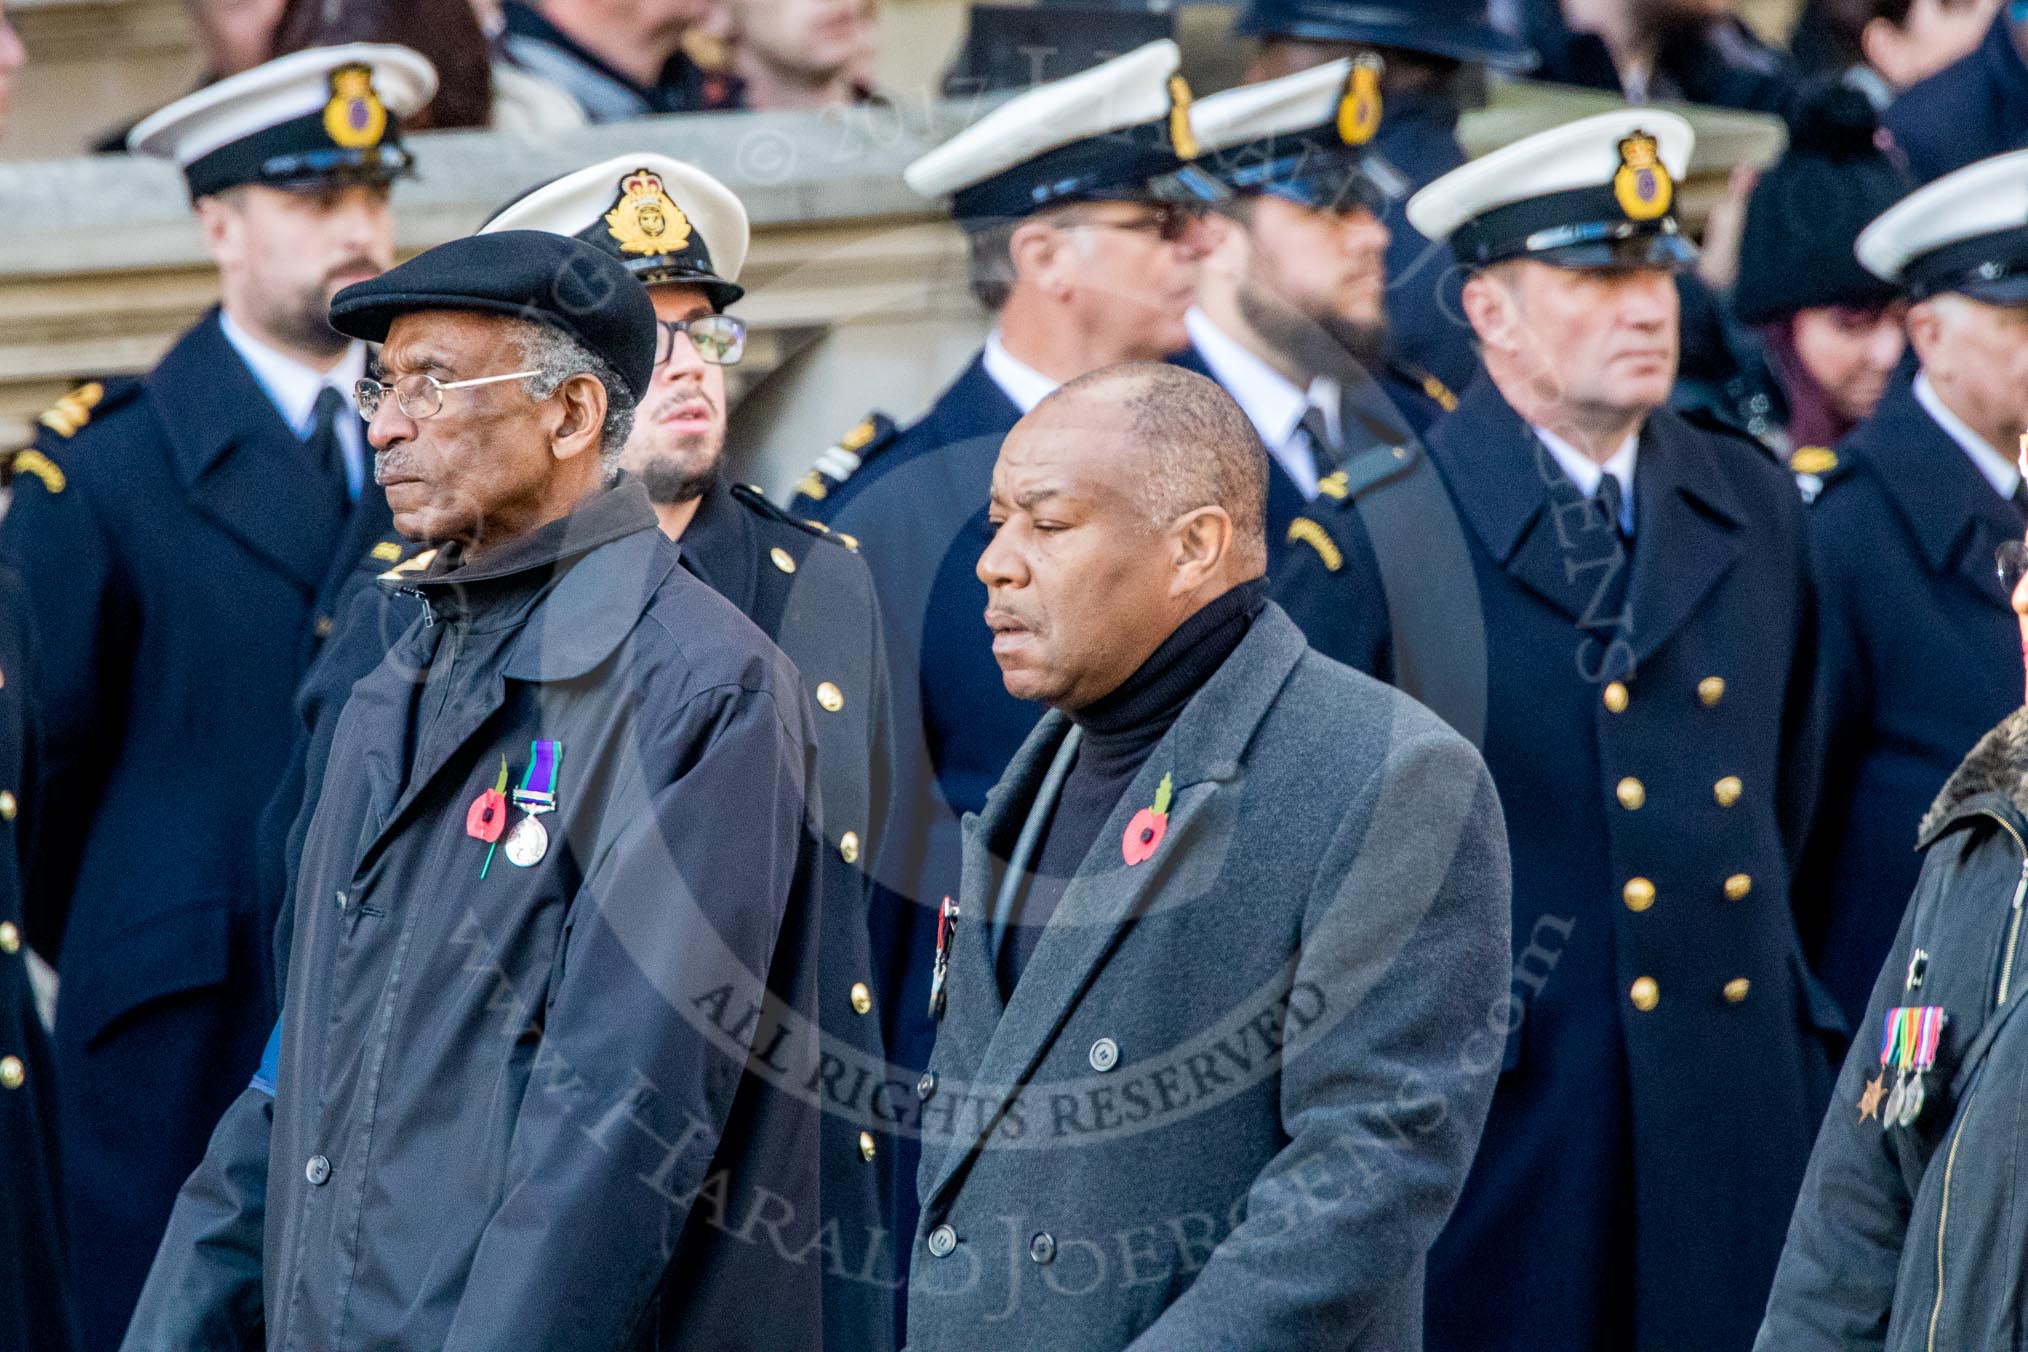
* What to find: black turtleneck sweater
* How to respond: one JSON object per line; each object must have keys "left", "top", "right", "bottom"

{"left": 996, "top": 579, "right": 1268, "bottom": 995}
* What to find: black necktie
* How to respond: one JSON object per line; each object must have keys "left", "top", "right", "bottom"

{"left": 306, "top": 386, "right": 351, "bottom": 515}
{"left": 1594, "top": 473, "right": 1630, "bottom": 544}
{"left": 1299, "top": 403, "right": 1339, "bottom": 475}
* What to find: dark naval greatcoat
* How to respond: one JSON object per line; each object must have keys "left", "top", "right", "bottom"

{"left": 1801, "top": 380, "right": 2025, "bottom": 1026}
{"left": 0, "top": 310, "right": 389, "bottom": 1352}
{"left": 125, "top": 485, "right": 840, "bottom": 1350}
{"left": 0, "top": 565, "right": 77, "bottom": 1352}
{"left": 1274, "top": 375, "right": 1844, "bottom": 1352}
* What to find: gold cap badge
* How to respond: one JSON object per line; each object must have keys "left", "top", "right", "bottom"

{"left": 1612, "top": 131, "right": 1672, "bottom": 223}
{"left": 323, "top": 65, "right": 389, "bottom": 152}
{"left": 1337, "top": 57, "right": 1384, "bottom": 148}
{"left": 1168, "top": 75, "right": 1200, "bottom": 161}
{"left": 605, "top": 169, "right": 693, "bottom": 258}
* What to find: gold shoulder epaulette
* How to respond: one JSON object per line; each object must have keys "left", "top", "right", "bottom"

{"left": 37, "top": 382, "right": 105, "bottom": 439}
{"left": 1287, "top": 518, "right": 1343, "bottom": 572}
{"left": 7, "top": 448, "right": 65, "bottom": 495}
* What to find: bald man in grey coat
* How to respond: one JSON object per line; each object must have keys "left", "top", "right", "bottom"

{"left": 903, "top": 364, "right": 1511, "bottom": 1350}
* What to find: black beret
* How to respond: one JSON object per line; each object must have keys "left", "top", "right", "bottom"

{"left": 1735, "top": 84, "right": 1912, "bottom": 326}
{"left": 329, "top": 231, "right": 657, "bottom": 400}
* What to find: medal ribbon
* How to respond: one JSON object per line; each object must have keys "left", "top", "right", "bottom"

{"left": 513, "top": 739, "right": 562, "bottom": 812}
{"left": 1879, "top": 1007, "right": 1907, "bottom": 1069}
{"left": 1914, "top": 1006, "right": 1943, "bottom": 1072}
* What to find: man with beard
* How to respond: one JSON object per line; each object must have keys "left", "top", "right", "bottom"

{"left": 1233, "top": 0, "right": 1536, "bottom": 399}
{"left": 1184, "top": 61, "right": 1486, "bottom": 725}
{"left": 0, "top": 45, "right": 433, "bottom": 1352}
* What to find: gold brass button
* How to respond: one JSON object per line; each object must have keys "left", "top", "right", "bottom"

{"left": 1616, "top": 777, "right": 1646, "bottom": 811}
{"left": 1724, "top": 873, "right": 1753, "bottom": 902}
{"left": 816, "top": 681, "right": 844, "bottom": 713}
{"left": 770, "top": 546, "right": 797, "bottom": 574}
{"left": 1723, "top": 978, "right": 1751, "bottom": 1004}
{"left": 1714, "top": 776, "right": 1743, "bottom": 808}
{"left": 1622, "top": 877, "right": 1655, "bottom": 913}
{"left": 1630, "top": 977, "right": 1659, "bottom": 1012}
{"left": 850, "top": 982, "right": 873, "bottom": 1016}
{"left": 0, "top": 1056, "right": 23, "bottom": 1090}
{"left": 1699, "top": 677, "right": 1726, "bottom": 707}
{"left": 0, "top": 923, "right": 19, "bottom": 955}
{"left": 859, "top": 1131, "right": 877, "bottom": 1162}
{"left": 840, "top": 831, "right": 860, "bottom": 864}
{"left": 1603, "top": 681, "right": 1629, "bottom": 714}
{"left": 0, "top": 791, "right": 15, "bottom": 822}
{"left": 314, "top": 614, "right": 334, "bottom": 638}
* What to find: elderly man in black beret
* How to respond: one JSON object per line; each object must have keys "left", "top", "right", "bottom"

{"left": 123, "top": 231, "right": 832, "bottom": 1351}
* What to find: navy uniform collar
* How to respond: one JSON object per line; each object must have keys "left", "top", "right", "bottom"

{"left": 1845, "top": 377, "right": 2023, "bottom": 579}
{"left": 673, "top": 478, "right": 758, "bottom": 614}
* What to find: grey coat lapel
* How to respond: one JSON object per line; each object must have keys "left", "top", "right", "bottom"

{"left": 921, "top": 606, "right": 1310, "bottom": 1205}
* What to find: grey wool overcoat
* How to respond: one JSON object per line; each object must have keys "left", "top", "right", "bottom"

{"left": 906, "top": 604, "right": 1513, "bottom": 1350}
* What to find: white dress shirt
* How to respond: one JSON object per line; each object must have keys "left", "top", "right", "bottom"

{"left": 220, "top": 310, "right": 370, "bottom": 500}
{"left": 1534, "top": 426, "right": 1640, "bottom": 535}
{"left": 1185, "top": 308, "right": 1343, "bottom": 499}
{"left": 1915, "top": 372, "right": 2022, "bottom": 501}
{"left": 982, "top": 330, "right": 1062, "bottom": 417}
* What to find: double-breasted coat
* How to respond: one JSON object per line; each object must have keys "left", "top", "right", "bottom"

{"left": 125, "top": 485, "right": 842, "bottom": 1349}
{"left": 1274, "top": 375, "right": 1844, "bottom": 1351}
{"left": 0, "top": 310, "right": 389, "bottom": 1351}
{"left": 0, "top": 564, "right": 76, "bottom": 1351}
{"left": 907, "top": 606, "right": 1512, "bottom": 1350}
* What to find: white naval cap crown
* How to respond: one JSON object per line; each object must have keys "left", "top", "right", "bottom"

{"left": 481, "top": 153, "right": 751, "bottom": 307}
{"left": 903, "top": 40, "right": 1200, "bottom": 221}
{"left": 1855, "top": 147, "right": 2028, "bottom": 302}
{"left": 1407, "top": 108, "right": 1696, "bottom": 269}
{"left": 130, "top": 44, "right": 437, "bottom": 196}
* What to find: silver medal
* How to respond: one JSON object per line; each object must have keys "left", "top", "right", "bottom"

{"left": 1883, "top": 1073, "right": 1907, "bottom": 1128}
{"left": 1897, "top": 1073, "right": 1925, "bottom": 1129}
{"left": 504, "top": 813, "right": 549, "bottom": 868}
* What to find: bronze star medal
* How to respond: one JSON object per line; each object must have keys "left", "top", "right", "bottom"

{"left": 1857, "top": 1073, "right": 1886, "bottom": 1123}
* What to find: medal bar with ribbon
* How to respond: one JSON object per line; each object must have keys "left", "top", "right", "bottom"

{"left": 928, "top": 895, "right": 958, "bottom": 1020}
{"left": 504, "top": 739, "right": 563, "bottom": 869}
{"left": 1861, "top": 1006, "right": 1945, "bottom": 1128}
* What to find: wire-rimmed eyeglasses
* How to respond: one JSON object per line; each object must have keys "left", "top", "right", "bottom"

{"left": 354, "top": 370, "right": 539, "bottom": 421}
{"left": 656, "top": 314, "right": 747, "bottom": 367}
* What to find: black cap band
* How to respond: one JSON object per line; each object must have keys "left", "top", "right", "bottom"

{"left": 949, "top": 117, "right": 1192, "bottom": 224}
{"left": 184, "top": 109, "right": 412, "bottom": 198}
{"left": 1902, "top": 224, "right": 2028, "bottom": 304}
{"left": 1451, "top": 182, "right": 1686, "bottom": 269}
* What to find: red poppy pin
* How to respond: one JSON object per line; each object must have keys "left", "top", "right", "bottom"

{"left": 466, "top": 756, "right": 510, "bottom": 877}
{"left": 1123, "top": 773, "right": 1174, "bottom": 866}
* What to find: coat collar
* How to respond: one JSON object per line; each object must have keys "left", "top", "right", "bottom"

{"left": 1920, "top": 702, "right": 2028, "bottom": 846}
{"left": 1426, "top": 375, "right": 1747, "bottom": 665}
{"left": 405, "top": 479, "right": 674, "bottom": 682}
{"left": 919, "top": 353, "right": 1022, "bottom": 450}
{"left": 674, "top": 479, "right": 758, "bottom": 614}
{"left": 1845, "top": 378, "right": 2022, "bottom": 593}
{"left": 149, "top": 309, "right": 348, "bottom": 593}
{"left": 923, "top": 604, "right": 1309, "bottom": 1201}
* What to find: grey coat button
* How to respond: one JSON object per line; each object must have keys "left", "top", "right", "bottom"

{"left": 1088, "top": 1037, "right": 1119, "bottom": 1073}
{"left": 927, "top": 1224, "right": 958, "bottom": 1258}
{"left": 917, "top": 1071, "right": 937, "bottom": 1101}
{"left": 305, "top": 1154, "right": 331, "bottom": 1186}
{"left": 1028, "top": 1232, "right": 1057, "bottom": 1265}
